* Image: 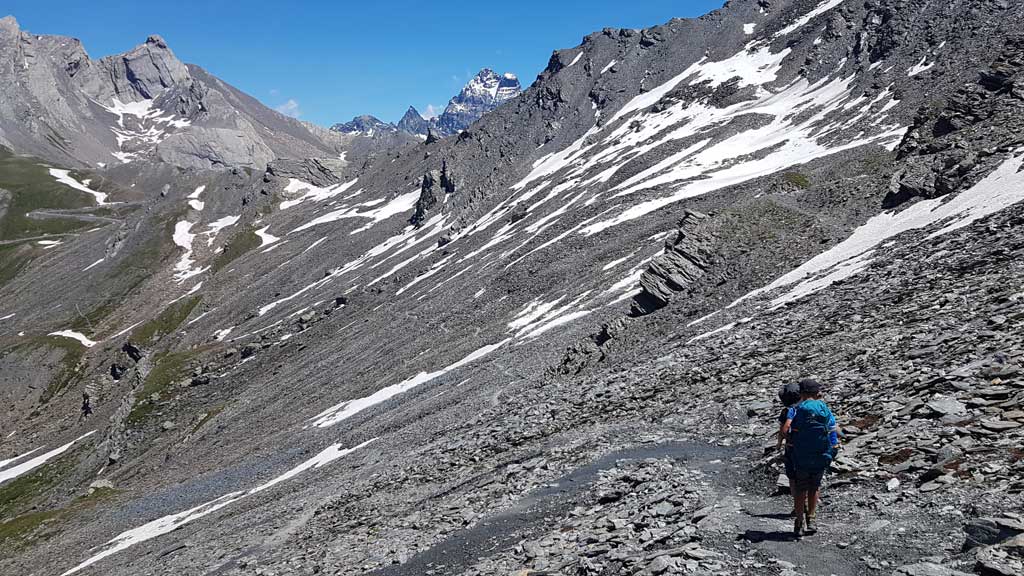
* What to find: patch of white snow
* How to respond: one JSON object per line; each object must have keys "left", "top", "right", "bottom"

{"left": 48, "top": 330, "right": 98, "bottom": 348}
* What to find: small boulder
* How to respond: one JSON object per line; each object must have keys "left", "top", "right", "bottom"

{"left": 927, "top": 394, "right": 966, "bottom": 417}
{"left": 122, "top": 341, "right": 144, "bottom": 362}
{"left": 110, "top": 363, "right": 127, "bottom": 380}
{"left": 89, "top": 479, "right": 114, "bottom": 490}
{"left": 964, "top": 518, "right": 1024, "bottom": 550}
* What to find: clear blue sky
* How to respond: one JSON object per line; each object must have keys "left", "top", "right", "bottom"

{"left": 5, "top": 1, "right": 724, "bottom": 126}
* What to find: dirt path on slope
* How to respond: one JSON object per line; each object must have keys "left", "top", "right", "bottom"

{"left": 369, "top": 442, "right": 732, "bottom": 576}
{"left": 0, "top": 233, "right": 80, "bottom": 246}
{"left": 369, "top": 440, "right": 901, "bottom": 576}
{"left": 26, "top": 207, "right": 126, "bottom": 225}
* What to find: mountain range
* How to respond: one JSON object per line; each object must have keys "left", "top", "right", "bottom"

{"left": 331, "top": 68, "right": 523, "bottom": 139}
{"left": 0, "top": 2, "right": 1023, "bottom": 576}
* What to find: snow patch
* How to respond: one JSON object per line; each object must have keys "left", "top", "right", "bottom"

{"left": 291, "top": 188, "right": 420, "bottom": 234}
{"left": 310, "top": 342, "right": 510, "bottom": 428}
{"left": 0, "top": 447, "right": 41, "bottom": 471}
{"left": 60, "top": 439, "right": 375, "bottom": 576}
{"left": 255, "top": 226, "right": 280, "bottom": 248}
{"left": 187, "top": 185, "right": 206, "bottom": 211}
{"left": 580, "top": 74, "right": 904, "bottom": 235}
{"left": 908, "top": 56, "right": 935, "bottom": 77}
{"left": 203, "top": 216, "right": 240, "bottom": 246}
{"left": 98, "top": 98, "right": 191, "bottom": 164}
{"left": 280, "top": 178, "right": 359, "bottom": 210}
{"left": 0, "top": 431, "right": 95, "bottom": 486}
{"left": 48, "top": 330, "right": 98, "bottom": 348}
{"left": 172, "top": 221, "right": 207, "bottom": 283}
{"left": 687, "top": 322, "right": 737, "bottom": 344}
{"left": 509, "top": 293, "right": 592, "bottom": 340}
{"left": 774, "top": 0, "right": 848, "bottom": 38}
{"left": 49, "top": 169, "right": 109, "bottom": 205}
{"left": 736, "top": 152, "right": 1024, "bottom": 309}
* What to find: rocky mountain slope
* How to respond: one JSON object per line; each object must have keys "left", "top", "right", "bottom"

{"left": 0, "top": 16, "right": 355, "bottom": 171}
{"left": 0, "top": 1, "right": 1023, "bottom": 576}
{"left": 333, "top": 68, "right": 522, "bottom": 139}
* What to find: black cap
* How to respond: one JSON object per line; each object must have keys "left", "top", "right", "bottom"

{"left": 799, "top": 378, "right": 822, "bottom": 394}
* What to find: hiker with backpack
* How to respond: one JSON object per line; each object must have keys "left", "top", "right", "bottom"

{"left": 780, "top": 378, "right": 840, "bottom": 537}
{"left": 775, "top": 381, "right": 802, "bottom": 507}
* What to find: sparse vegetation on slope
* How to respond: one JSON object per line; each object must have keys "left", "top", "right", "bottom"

{"left": 211, "top": 228, "right": 261, "bottom": 273}
{"left": 0, "top": 147, "right": 99, "bottom": 241}
{"left": 127, "top": 349, "right": 198, "bottom": 424}
{"left": 129, "top": 296, "right": 202, "bottom": 345}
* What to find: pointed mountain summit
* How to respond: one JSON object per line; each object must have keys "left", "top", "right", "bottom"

{"left": 95, "top": 34, "right": 191, "bottom": 100}
{"left": 397, "top": 106, "right": 431, "bottom": 136}
{"left": 433, "top": 69, "right": 522, "bottom": 136}
{"left": 331, "top": 68, "right": 522, "bottom": 140}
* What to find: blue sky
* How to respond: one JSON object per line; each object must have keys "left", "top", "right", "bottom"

{"left": 6, "top": 1, "right": 724, "bottom": 126}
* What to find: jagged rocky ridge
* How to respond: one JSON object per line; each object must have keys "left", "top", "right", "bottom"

{"left": 332, "top": 68, "right": 522, "bottom": 139}
{"left": 0, "top": 1, "right": 1023, "bottom": 576}
{"left": 0, "top": 16, "right": 356, "bottom": 171}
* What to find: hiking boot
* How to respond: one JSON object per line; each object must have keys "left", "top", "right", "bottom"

{"left": 793, "top": 516, "right": 803, "bottom": 537}
{"left": 804, "top": 512, "right": 817, "bottom": 535}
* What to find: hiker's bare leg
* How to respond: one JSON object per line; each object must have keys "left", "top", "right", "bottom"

{"left": 807, "top": 488, "right": 819, "bottom": 517}
{"left": 794, "top": 489, "right": 806, "bottom": 517}
{"left": 793, "top": 488, "right": 806, "bottom": 534}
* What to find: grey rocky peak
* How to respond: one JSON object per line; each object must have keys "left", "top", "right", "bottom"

{"left": 329, "top": 114, "right": 397, "bottom": 135}
{"left": 396, "top": 106, "right": 431, "bottom": 135}
{"left": 337, "top": 68, "right": 522, "bottom": 140}
{"left": 0, "top": 17, "right": 347, "bottom": 170}
{"left": 94, "top": 34, "right": 191, "bottom": 100}
{"left": 432, "top": 68, "right": 522, "bottom": 136}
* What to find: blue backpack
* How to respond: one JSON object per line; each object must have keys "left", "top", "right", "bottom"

{"left": 789, "top": 399, "right": 834, "bottom": 471}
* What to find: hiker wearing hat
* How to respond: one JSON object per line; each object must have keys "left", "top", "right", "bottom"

{"left": 780, "top": 378, "right": 840, "bottom": 537}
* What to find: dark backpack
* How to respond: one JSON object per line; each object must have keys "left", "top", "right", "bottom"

{"left": 789, "top": 399, "right": 834, "bottom": 471}
{"left": 778, "top": 382, "right": 801, "bottom": 407}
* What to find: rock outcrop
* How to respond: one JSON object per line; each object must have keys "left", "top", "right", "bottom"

{"left": 410, "top": 161, "right": 456, "bottom": 227}
{"left": 887, "top": 35, "right": 1024, "bottom": 208}
{"left": 631, "top": 211, "right": 715, "bottom": 316}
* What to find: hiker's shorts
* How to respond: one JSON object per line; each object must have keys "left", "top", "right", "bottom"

{"left": 791, "top": 468, "right": 825, "bottom": 492}
{"left": 783, "top": 452, "right": 796, "bottom": 479}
